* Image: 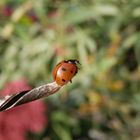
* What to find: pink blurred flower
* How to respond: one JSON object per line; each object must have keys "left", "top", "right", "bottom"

{"left": 26, "top": 11, "right": 38, "bottom": 22}
{"left": 1, "top": 6, "right": 13, "bottom": 17}
{"left": 0, "top": 79, "right": 47, "bottom": 140}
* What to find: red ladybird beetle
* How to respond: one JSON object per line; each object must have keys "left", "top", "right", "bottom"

{"left": 52, "top": 59, "right": 80, "bottom": 86}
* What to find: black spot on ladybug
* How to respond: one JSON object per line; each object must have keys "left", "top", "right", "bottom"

{"left": 61, "top": 67, "right": 66, "bottom": 71}
{"left": 62, "top": 79, "right": 66, "bottom": 82}
{"left": 70, "top": 70, "right": 73, "bottom": 73}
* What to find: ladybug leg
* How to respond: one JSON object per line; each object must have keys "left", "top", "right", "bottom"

{"left": 70, "top": 80, "right": 72, "bottom": 83}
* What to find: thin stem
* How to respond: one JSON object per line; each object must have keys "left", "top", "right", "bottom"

{"left": 0, "top": 82, "right": 62, "bottom": 112}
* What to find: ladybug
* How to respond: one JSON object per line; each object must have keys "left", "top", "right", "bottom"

{"left": 52, "top": 59, "right": 80, "bottom": 86}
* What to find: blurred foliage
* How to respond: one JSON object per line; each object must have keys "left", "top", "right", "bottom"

{"left": 0, "top": 0, "right": 140, "bottom": 140}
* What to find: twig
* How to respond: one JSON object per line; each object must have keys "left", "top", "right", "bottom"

{"left": 0, "top": 82, "right": 61, "bottom": 112}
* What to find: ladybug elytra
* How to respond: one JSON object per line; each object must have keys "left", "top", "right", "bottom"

{"left": 52, "top": 59, "right": 80, "bottom": 86}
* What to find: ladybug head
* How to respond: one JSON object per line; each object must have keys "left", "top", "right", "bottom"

{"left": 66, "top": 59, "right": 80, "bottom": 65}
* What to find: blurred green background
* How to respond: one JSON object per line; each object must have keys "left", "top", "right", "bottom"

{"left": 0, "top": 0, "right": 140, "bottom": 140}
